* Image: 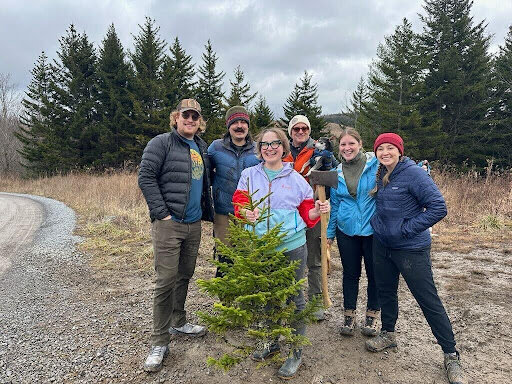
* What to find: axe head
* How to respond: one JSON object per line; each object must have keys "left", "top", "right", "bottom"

{"left": 309, "top": 169, "right": 338, "bottom": 189}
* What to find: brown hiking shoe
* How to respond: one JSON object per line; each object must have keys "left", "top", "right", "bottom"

{"left": 361, "top": 310, "right": 380, "bottom": 337}
{"left": 365, "top": 330, "right": 397, "bottom": 352}
{"left": 340, "top": 310, "right": 356, "bottom": 336}
{"left": 444, "top": 352, "right": 466, "bottom": 384}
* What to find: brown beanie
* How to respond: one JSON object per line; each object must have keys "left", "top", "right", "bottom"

{"left": 225, "top": 106, "right": 250, "bottom": 129}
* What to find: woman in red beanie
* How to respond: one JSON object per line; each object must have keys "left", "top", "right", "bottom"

{"left": 366, "top": 133, "right": 465, "bottom": 384}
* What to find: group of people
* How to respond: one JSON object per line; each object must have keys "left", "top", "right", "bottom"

{"left": 137, "top": 98, "right": 466, "bottom": 383}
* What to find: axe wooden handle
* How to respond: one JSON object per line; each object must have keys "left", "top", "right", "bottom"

{"left": 316, "top": 185, "right": 332, "bottom": 308}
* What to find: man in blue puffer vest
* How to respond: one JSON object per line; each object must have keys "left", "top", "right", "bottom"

{"left": 208, "top": 106, "right": 260, "bottom": 276}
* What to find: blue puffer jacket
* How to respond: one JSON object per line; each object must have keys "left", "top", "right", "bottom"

{"left": 370, "top": 157, "right": 447, "bottom": 249}
{"left": 208, "top": 134, "right": 260, "bottom": 215}
{"left": 327, "top": 152, "right": 377, "bottom": 238}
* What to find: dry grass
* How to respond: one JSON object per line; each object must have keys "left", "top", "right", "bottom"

{"left": 0, "top": 168, "right": 510, "bottom": 273}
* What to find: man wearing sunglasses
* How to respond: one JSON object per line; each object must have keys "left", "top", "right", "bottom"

{"left": 138, "top": 98, "right": 214, "bottom": 372}
{"left": 207, "top": 106, "right": 260, "bottom": 276}
{"left": 283, "top": 114, "right": 326, "bottom": 321}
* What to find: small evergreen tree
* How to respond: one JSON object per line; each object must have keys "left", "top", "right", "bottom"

{"left": 225, "top": 65, "right": 257, "bottom": 109}
{"left": 252, "top": 95, "right": 274, "bottom": 133}
{"left": 196, "top": 40, "right": 225, "bottom": 143}
{"left": 283, "top": 71, "right": 325, "bottom": 137}
{"left": 197, "top": 185, "right": 317, "bottom": 371}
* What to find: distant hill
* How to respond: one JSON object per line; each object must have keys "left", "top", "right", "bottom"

{"left": 323, "top": 113, "right": 354, "bottom": 127}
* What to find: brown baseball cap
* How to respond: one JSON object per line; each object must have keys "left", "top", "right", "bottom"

{"left": 177, "top": 98, "right": 201, "bottom": 115}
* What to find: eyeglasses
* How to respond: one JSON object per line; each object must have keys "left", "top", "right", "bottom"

{"left": 292, "top": 126, "right": 309, "bottom": 133}
{"left": 259, "top": 140, "right": 282, "bottom": 150}
{"left": 181, "top": 111, "right": 200, "bottom": 121}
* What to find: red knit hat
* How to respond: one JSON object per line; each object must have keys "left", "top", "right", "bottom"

{"left": 373, "top": 133, "right": 404, "bottom": 155}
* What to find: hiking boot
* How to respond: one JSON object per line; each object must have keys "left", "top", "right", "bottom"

{"left": 251, "top": 342, "right": 280, "bottom": 361}
{"left": 361, "top": 310, "right": 380, "bottom": 337}
{"left": 143, "top": 345, "right": 169, "bottom": 372}
{"left": 444, "top": 352, "right": 466, "bottom": 384}
{"left": 365, "top": 330, "right": 397, "bottom": 352}
{"left": 340, "top": 310, "right": 356, "bottom": 336}
{"left": 169, "top": 322, "right": 207, "bottom": 337}
{"left": 277, "top": 349, "right": 302, "bottom": 380}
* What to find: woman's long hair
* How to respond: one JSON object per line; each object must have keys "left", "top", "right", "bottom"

{"left": 370, "top": 158, "right": 404, "bottom": 196}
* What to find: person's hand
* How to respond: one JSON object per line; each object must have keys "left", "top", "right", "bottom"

{"left": 162, "top": 215, "right": 171, "bottom": 221}
{"left": 327, "top": 238, "right": 334, "bottom": 246}
{"left": 244, "top": 207, "right": 260, "bottom": 223}
{"left": 315, "top": 200, "right": 331, "bottom": 214}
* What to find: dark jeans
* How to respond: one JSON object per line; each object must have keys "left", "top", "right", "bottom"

{"left": 306, "top": 222, "right": 321, "bottom": 299}
{"left": 373, "top": 238, "right": 456, "bottom": 353}
{"left": 150, "top": 219, "right": 201, "bottom": 346}
{"left": 336, "top": 230, "right": 379, "bottom": 311}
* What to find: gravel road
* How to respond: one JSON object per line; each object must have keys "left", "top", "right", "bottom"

{"left": 0, "top": 193, "right": 152, "bottom": 384}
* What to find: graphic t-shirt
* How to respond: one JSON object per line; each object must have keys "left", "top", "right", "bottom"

{"left": 178, "top": 138, "right": 204, "bottom": 223}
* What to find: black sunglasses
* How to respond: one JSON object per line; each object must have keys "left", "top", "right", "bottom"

{"left": 292, "top": 126, "right": 309, "bottom": 133}
{"left": 259, "top": 140, "right": 282, "bottom": 150}
{"left": 181, "top": 111, "right": 200, "bottom": 121}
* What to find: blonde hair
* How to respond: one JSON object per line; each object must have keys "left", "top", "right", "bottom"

{"left": 170, "top": 110, "right": 207, "bottom": 133}
{"left": 254, "top": 127, "right": 291, "bottom": 160}
{"left": 339, "top": 127, "right": 362, "bottom": 144}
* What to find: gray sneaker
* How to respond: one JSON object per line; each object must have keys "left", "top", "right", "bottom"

{"left": 444, "top": 352, "right": 466, "bottom": 384}
{"left": 365, "top": 330, "right": 397, "bottom": 352}
{"left": 143, "top": 345, "right": 169, "bottom": 372}
{"left": 169, "top": 322, "right": 207, "bottom": 337}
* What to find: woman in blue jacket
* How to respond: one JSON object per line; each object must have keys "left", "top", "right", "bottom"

{"left": 366, "top": 133, "right": 465, "bottom": 384}
{"left": 327, "top": 128, "right": 380, "bottom": 337}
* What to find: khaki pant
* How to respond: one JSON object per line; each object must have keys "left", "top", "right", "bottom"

{"left": 306, "top": 222, "right": 322, "bottom": 299}
{"left": 150, "top": 219, "right": 201, "bottom": 346}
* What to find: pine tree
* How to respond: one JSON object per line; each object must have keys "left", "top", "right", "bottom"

{"left": 344, "top": 76, "right": 373, "bottom": 141}
{"left": 51, "top": 24, "right": 99, "bottom": 169}
{"left": 252, "top": 95, "right": 274, "bottom": 133}
{"left": 16, "top": 52, "right": 61, "bottom": 175}
{"left": 419, "top": 0, "right": 492, "bottom": 167}
{"left": 96, "top": 23, "right": 138, "bottom": 168}
{"left": 130, "top": 17, "right": 166, "bottom": 144}
{"left": 196, "top": 185, "right": 317, "bottom": 371}
{"left": 161, "top": 37, "right": 196, "bottom": 110}
{"left": 196, "top": 40, "right": 225, "bottom": 143}
{"left": 489, "top": 25, "right": 512, "bottom": 169}
{"left": 225, "top": 65, "right": 257, "bottom": 109}
{"left": 283, "top": 71, "right": 326, "bottom": 137}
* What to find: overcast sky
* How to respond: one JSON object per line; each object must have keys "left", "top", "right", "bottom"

{"left": 1, "top": 0, "right": 510, "bottom": 117}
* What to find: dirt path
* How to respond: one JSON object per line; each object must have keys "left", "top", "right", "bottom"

{"left": 0, "top": 194, "right": 510, "bottom": 383}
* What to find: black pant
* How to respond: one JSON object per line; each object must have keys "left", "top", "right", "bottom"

{"left": 336, "top": 230, "right": 379, "bottom": 311}
{"left": 373, "top": 237, "right": 456, "bottom": 353}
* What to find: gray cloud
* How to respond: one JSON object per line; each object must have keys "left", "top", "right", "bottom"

{"left": 1, "top": 0, "right": 509, "bottom": 116}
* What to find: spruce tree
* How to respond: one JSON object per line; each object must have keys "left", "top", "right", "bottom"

{"left": 489, "top": 25, "right": 512, "bottom": 169}
{"left": 344, "top": 76, "right": 373, "bottom": 141}
{"left": 225, "top": 65, "right": 257, "bottom": 109}
{"left": 51, "top": 24, "right": 99, "bottom": 169}
{"left": 283, "top": 71, "right": 325, "bottom": 138}
{"left": 196, "top": 186, "right": 317, "bottom": 371}
{"left": 419, "top": 0, "right": 492, "bottom": 167}
{"left": 96, "top": 24, "right": 138, "bottom": 168}
{"left": 17, "top": 52, "right": 61, "bottom": 175}
{"left": 161, "top": 37, "right": 196, "bottom": 110}
{"left": 196, "top": 40, "right": 225, "bottom": 143}
{"left": 130, "top": 17, "right": 166, "bottom": 144}
{"left": 252, "top": 95, "right": 274, "bottom": 133}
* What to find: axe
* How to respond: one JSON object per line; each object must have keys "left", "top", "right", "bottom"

{"left": 309, "top": 170, "right": 338, "bottom": 308}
